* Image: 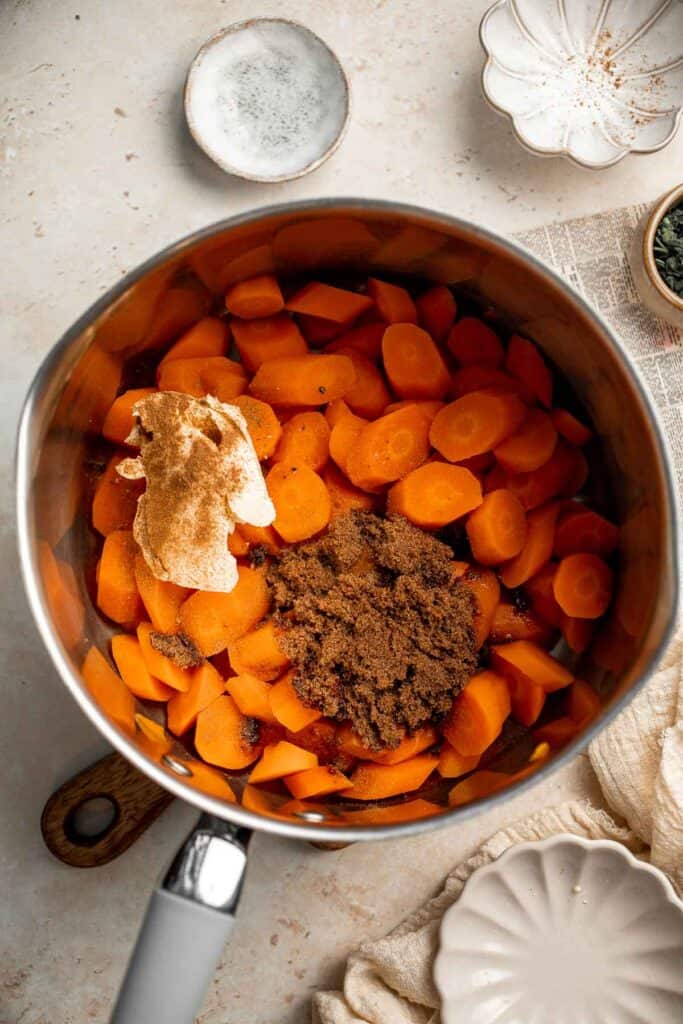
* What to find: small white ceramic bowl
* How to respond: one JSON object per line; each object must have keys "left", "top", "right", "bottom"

{"left": 629, "top": 182, "right": 683, "bottom": 330}
{"left": 185, "top": 19, "right": 350, "bottom": 183}
{"left": 435, "top": 835, "right": 683, "bottom": 1024}
{"left": 479, "top": 0, "right": 683, "bottom": 169}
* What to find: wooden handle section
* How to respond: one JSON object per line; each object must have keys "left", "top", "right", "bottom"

{"left": 41, "top": 752, "right": 174, "bottom": 867}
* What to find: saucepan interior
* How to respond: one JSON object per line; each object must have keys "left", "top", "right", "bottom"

{"left": 16, "top": 199, "right": 679, "bottom": 843}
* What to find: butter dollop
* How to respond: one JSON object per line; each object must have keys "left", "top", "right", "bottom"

{"left": 117, "top": 391, "right": 275, "bottom": 592}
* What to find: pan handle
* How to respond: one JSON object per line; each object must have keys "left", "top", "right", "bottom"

{"left": 110, "top": 814, "right": 250, "bottom": 1024}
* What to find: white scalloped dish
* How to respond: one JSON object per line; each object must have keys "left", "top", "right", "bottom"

{"left": 480, "top": 0, "right": 683, "bottom": 169}
{"left": 434, "top": 835, "right": 683, "bottom": 1024}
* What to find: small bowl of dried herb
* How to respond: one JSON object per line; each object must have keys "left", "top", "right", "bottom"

{"left": 630, "top": 183, "right": 683, "bottom": 329}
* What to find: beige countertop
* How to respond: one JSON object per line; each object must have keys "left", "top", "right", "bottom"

{"left": 1, "top": 2, "right": 681, "bottom": 1022}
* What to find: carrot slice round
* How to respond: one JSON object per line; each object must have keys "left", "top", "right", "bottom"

{"left": 267, "top": 463, "right": 332, "bottom": 542}
{"left": 553, "top": 553, "right": 613, "bottom": 619}
{"left": 493, "top": 409, "right": 558, "bottom": 474}
{"left": 429, "top": 390, "right": 526, "bottom": 462}
{"left": 382, "top": 323, "right": 450, "bottom": 400}
{"left": 387, "top": 462, "right": 482, "bottom": 529}
{"left": 465, "top": 489, "right": 527, "bottom": 565}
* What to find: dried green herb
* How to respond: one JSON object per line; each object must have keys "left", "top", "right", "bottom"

{"left": 653, "top": 201, "right": 683, "bottom": 299}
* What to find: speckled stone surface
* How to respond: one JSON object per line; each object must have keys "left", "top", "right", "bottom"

{"left": 1, "top": 2, "right": 680, "bottom": 1023}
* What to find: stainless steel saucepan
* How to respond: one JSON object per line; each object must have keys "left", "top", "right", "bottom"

{"left": 16, "top": 199, "right": 679, "bottom": 1023}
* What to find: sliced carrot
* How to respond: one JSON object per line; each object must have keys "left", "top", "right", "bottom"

{"left": 554, "top": 505, "right": 619, "bottom": 558}
{"left": 167, "top": 662, "right": 226, "bottom": 736}
{"left": 387, "top": 462, "right": 482, "bottom": 528}
{"left": 241, "top": 784, "right": 288, "bottom": 815}
{"left": 567, "top": 679, "right": 601, "bottom": 724}
{"left": 225, "top": 274, "right": 284, "bottom": 319}
{"left": 489, "top": 602, "right": 554, "bottom": 646}
{"left": 508, "top": 676, "right": 546, "bottom": 727}
{"left": 236, "top": 523, "right": 282, "bottom": 555}
{"left": 180, "top": 759, "right": 236, "bottom": 803}
{"left": 325, "top": 398, "right": 353, "bottom": 429}
{"left": 505, "top": 335, "right": 552, "bottom": 408}
{"left": 346, "top": 404, "right": 430, "bottom": 490}
{"left": 195, "top": 694, "right": 261, "bottom": 770}
{"left": 269, "top": 670, "right": 322, "bottom": 732}
{"left": 382, "top": 323, "right": 450, "bottom": 400}
{"left": 157, "top": 355, "right": 246, "bottom": 399}
{"left": 438, "top": 745, "right": 480, "bottom": 779}
{"left": 285, "top": 282, "right": 372, "bottom": 323}
{"left": 430, "top": 390, "right": 526, "bottom": 462}
{"left": 231, "top": 313, "right": 307, "bottom": 373}
{"left": 551, "top": 408, "right": 592, "bottom": 446}
{"left": 273, "top": 411, "right": 330, "bottom": 471}
{"left": 447, "top": 317, "right": 504, "bottom": 367}
{"left": 134, "top": 553, "right": 188, "bottom": 634}
{"left": 450, "top": 560, "right": 470, "bottom": 580}
{"left": 383, "top": 399, "right": 445, "bottom": 422}
{"left": 178, "top": 566, "right": 270, "bottom": 656}
{"left": 159, "top": 317, "right": 228, "bottom": 366}
{"left": 82, "top": 647, "right": 136, "bottom": 736}
{"left": 533, "top": 716, "right": 581, "bottom": 748}
{"left": 465, "top": 489, "right": 526, "bottom": 565}
{"left": 111, "top": 634, "right": 174, "bottom": 701}
{"left": 367, "top": 277, "right": 417, "bottom": 323}
{"left": 553, "top": 553, "right": 613, "bottom": 619}
{"left": 345, "top": 755, "right": 438, "bottom": 800}
{"left": 493, "top": 410, "right": 558, "bottom": 475}
{"left": 450, "top": 365, "right": 523, "bottom": 398}
{"left": 448, "top": 770, "right": 508, "bottom": 806}
{"left": 459, "top": 566, "right": 501, "bottom": 648}
{"left": 228, "top": 395, "right": 282, "bottom": 460}
{"left": 97, "top": 530, "right": 143, "bottom": 625}
{"left": 226, "top": 672, "right": 278, "bottom": 723}
{"left": 267, "top": 463, "right": 331, "bottom": 542}
{"left": 228, "top": 620, "right": 289, "bottom": 681}
{"left": 332, "top": 346, "right": 391, "bottom": 418}
{"left": 329, "top": 410, "right": 368, "bottom": 476}
{"left": 137, "top": 622, "right": 193, "bottom": 692}
{"left": 283, "top": 720, "right": 346, "bottom": 767}
{"left": 135, "top": 714, "right": 172, "bottom": 756}
{"left": 491, "top": 640, "right": 573, "bottom": 693}
{"left": 250, "top": 353, "right": 355, "bottom": 406}
{"left": 341, "top": 799, "right": 441, "bottom": 824}
{"left": 416, "top": 285, "right": 457, "bottom": 341}
{"left": 326, "top": 322, "right": 386, "bottom": 361}
{"left": 441, "top": 670, "right": 511, "bottom": 756}
{"left": 102, "top": 388, "right": 156, "bottom": 445}
{"left": 561, "top": 614, "right": 594, "bottom": 653}
{"left": 501, "top": 441, "right": 586, "bottom": 510}
{"left": 524, "top": 561, "right": 562, "bottom": 627}
{"left": 249, "top": 740, "right": 318, "bottom": 783}
{"left": 322, "top": 463, "right": 379, "bottom": 518}
{"left": 92, "top": 453, "right": 144, "bottom": 536}
{"left": 200, "top": 358, "right": 249, "bottom": 402}
{"left": 284, "top": 765, "right": 352, "bottom": 799}
{"left": 336, "top": 724, "right": 437, "bottom": 765}
{"left": 297, "top": 313, "right": 346, "bottom": 346}
{"left": 499, "top": 502, "right": 560, "bottom": 588}
{"left": 228, "top": 527, "right": 250, "bottom": 557}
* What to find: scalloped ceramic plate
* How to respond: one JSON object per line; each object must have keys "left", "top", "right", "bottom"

{"left": 480, "top": 0, "right": 683, "bottom": 168}
{"left": 434, "top": 836, "right": 683, "bottom": 1024}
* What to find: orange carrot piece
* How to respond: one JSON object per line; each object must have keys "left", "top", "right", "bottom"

{"left": 336, "top": 724, "right": 438, "bottom": 765}
{"left": 383, "top": 399, "right": 445, "bottom": 422}
{"left": 501, "top": 441, "right": 585, "bottom": 510}
{"left": 447, "top": 317, "right": 504, "bottom": 367}
{"left": 82, "top": 647, "right": 136, "bottom": 736}
{"left": 499, "top": 501, "right": 560, "bottom": 588}
{"left": 450, "top": 560, "right": 470, "bottom": 580}
{"left": 430, "top": 390, "right": 526, "bottom": 462}
{"left": 283, "top": 720, "right": 345, "bottom": 766}
{"left": 286, "top": 282, "right": 372, "bottom": 323}
{"left": 97, "top": 530, "right": 143, "bottom": 625}
{"left": 450, "top": 365, "right": 523, "bottom": 399}
{"left": 489, "top": 602, "right": 554, "bottom": 646}
{"left": 200, "top": 358, "right": 249, "bottom": 402}
{"left": 326, "top": 322, "right": 386, "bottom": 361}
{"left": 442, "top": 670, "right": 511, "bottom": 756}
{"left": 226, "top": 672, "right": 278, "bottom": 723}
{"left": 367, "top": 277, "right": 417, "bottom": 324}
{"left": 321, "top": 462, "right": 379, "bottom": 518}
{"left": 167, "top": 662, "right": 225, "bottom": 736}
{"left": 297, "top": 314, "right": 346, "bottom": 346}
{"left": 111, "top": 634, "right": 174, "bottom": 701}
{"left": 249, "top": 741, "right": 318, "bottom": 783}
{"left": 329, "top": 410, "right": 368, "bottom": 475}
{"left": 561, "top": 614, "right": 594, "bottom": 653}
{"left": 273, "top": 411, "right": 330, "bottom": 471}
{"left": 494, "top": 409, "right": 558, "bottom": 475}
{"left": 553, "top": 553, "right": 613, "bottom": 619}
{"left": 416, "top": 285, "right": 457, "bottom": 341}
{"left": 195, "top": 694, "right": 261, "bottom": 770}
{"left": 225, "top": 274, "right": 284, "bottom": 319}
{"left": 387, "top": 462, "right": 482, "bottom": 528}
{"left": 524, "top": 562, "right": 562, "bottom": 627}
{"left": 241, "top": 784, "right": 288, "bottom": 815}
{"left": 382, "top": 323, "right": 450, "bottom": 400}
{"left": 341, "top": 799, "right": 442, "bottom": 825}
{"left": 491, "top": 640, "right": 573, "bottom": 693}
{"left": 269, "top": 670, "right": 322, "bottom": 732}
{"left": 157, "top": 355, "right": 246, "bottom": 398}
{"left": 533, "top": 716, "right": 581, "bottom": 748}
{"left": 346, "top": 404, "right": 430, "bottom": 490}
{"left": 228, "top": 620, "right": 290, "bottom": 681}
{"left": 459, "top": 567, "right": 501, "bottom": 648}
{"left": 325, "top": 398, "right": 353, "bottom": 429}
{"left": 438, "top": 745, "right": 480, "bottom": 779}
{"left": 102, "top": 388, "right": 156, "bottom": 445}
{"left": 448, "top": 770, "right": 509, "bottom": 806}
{"left": 465, "top": 489, "right": 527, "bottom": 565}
{"left": 551, "top": 408, "right": 592, "bottom": 446}
{"left": 250, "top": 353, "right": 355, "bottom": 406}
{"left": 159, "top": 317, "right": 228, "bottom": 366}
{"left": 137, "top": 622, "right": 193, "bottom": 692}
{"left": 179, "top": 759, "right": 236, "bottom": 803}
{"left": 333, "top": 347, "right": 391, "bottom": 418}
{"left": 236, "top": 523, "right": 282, "bottom": 554}
{"left": 134, "top": 553, "right": 188, "bottom": 634}
{"left": 228, "top": 395, "right": 282, "bottom": 460}
{"left": 567, "top": 679, "right": 601, "bottom": 724}
{"left": 92, "top": 453, "right": 144, "bottom": 536}
{"left": 284, "top": 765, "right": 352, "bottom": 799}
{"left": 505, "top": 335, "right": 552, "bottom": 408}
{"left": 135, "top": 713, "right": 172, "bottom": 756}
{"left": 508, "top": 676, "right": 546, "bottom": 727}
{"left": 231, "top": 313, "right": 307, "bottom": 372}
{"left": 554, "top": 505, "right": 619, "bottom": 558}
{"left": 345, "top": 755, "right": 438, "bottom": 800}
{"left": 178, "top": 566, "right": 270, "bottom": 656}
{"left": 267, "top": 463, "right": 331, "bottom": 542}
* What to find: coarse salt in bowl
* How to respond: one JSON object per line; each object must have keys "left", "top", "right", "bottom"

{"left": 184, "top": 19, "right": 350, "bottom": 183}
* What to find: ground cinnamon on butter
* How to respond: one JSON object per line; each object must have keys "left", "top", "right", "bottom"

{"left": 268, "top": 511, "right": 477, "bottom": 750}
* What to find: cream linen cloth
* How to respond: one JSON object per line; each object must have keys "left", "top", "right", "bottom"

{"left": 313, "top": 633, "right": 683, "bottom": 1024}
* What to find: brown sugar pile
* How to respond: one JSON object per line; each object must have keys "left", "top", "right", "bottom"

{"left": 268, "top": 511, "right": 478, "bottom": 750}
{"left": 149, "top": 630, "right": 203, "bottom": 669}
